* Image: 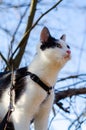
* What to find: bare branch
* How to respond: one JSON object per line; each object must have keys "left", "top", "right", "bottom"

{"left": 0, "top": 52, "right": 11, "bottom": 70}
{"left": 0, "top": 26, "right": 12, "bottom": 36}
{"left": 68, "top": 113, "right": 86, "bottom": 130}
{"left": 7, "top": 0, "right": 38, "bottom": 70}
{"left": 32, "top": 0, "right": 63, "bottom": 28}
{"left": 1, "top": 3, "right": 30, "bottom": 8}
{"left": 55, "top": 87, "right": 86, "bottom": 103}
{"left": 57, "top": 74, "right": 86, "bottom": 82}
{"left": 8, "top": 6, "right": 29, "bottom": 60}
{"left": 56, "top": 102, "right": 70, "bottom": 113}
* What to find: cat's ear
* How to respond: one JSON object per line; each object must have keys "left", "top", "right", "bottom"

{"left": 40, "top": 27, "right": 51, "bottom": 43}
{"left": 60, "top": 34, "right": 66, "bottom": 42}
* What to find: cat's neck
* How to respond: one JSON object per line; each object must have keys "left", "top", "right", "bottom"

{"left": 29, "top": 54, "right": 64, "bottom": 87}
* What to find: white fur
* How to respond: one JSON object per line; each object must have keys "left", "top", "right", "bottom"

{"left": 0, "top": 33, "right": 71, "bottom": 130}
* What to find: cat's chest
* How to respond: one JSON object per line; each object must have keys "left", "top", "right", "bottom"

{"left": 13, "top": 80, "right": 54, "bottom": 120}
{"left": 17, "top": 77, "right": 54, "bottom": 107}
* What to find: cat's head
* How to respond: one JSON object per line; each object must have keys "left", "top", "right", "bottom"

{"left": 38, "top": 27, "right": 71, "bottom": 67}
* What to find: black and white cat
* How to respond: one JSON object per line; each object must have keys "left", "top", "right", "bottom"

{"left": 0, "top": 27, "right": 71, "bottom": 130}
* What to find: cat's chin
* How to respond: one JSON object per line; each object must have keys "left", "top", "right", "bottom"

{"left": 64, "top": 54, "right": 71, "bottom": 60}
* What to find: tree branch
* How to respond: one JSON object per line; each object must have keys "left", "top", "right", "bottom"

{"left": 7, "top": 0, "right": 38, "bottom": 70}
{"left": 8, "top": 6, "right": 29, "bottom": 61}
{"left": 55, "top": 87, "right": 86, "bottom": 103}
{"left": 32, "top": 0, "right": 63, "bottom": 28}
{"left": 57, "top": 74, "right": 86, "bottom": 82}
{"left": 0, "top": 52, "right": 11, "bottom": 70}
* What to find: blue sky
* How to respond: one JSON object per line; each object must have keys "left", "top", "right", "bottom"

{"left": 0, "top": 0, "right": 86, "bottom": 129}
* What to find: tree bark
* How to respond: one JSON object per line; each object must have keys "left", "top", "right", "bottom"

{"left": 55, "top": 87, "right": 86, "bottom": 103}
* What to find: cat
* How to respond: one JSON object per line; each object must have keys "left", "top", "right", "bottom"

{"left": 0, "top": 27, "right": 71, "bottom": 130}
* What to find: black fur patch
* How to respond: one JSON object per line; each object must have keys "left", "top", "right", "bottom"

{"left": 0, "top": 73, "right": 11, "bottom": 98}
{"left": 0, "top": 67, "right": 28, "bottom": 103}
{"left": 6, "top": 122, "right": 14, "bottom": 130}
{"left": 40, "top": 36, "right": 58, "bottom": 50}
{"left": 14, "top": 67, "right": 28, "bottom": 103}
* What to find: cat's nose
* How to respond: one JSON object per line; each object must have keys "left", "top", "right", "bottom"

{"left": 66, "top": 50, "right": 71, "bottom": 55}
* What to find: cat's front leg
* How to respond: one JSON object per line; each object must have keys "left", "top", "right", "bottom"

{"left": 34, "top": 108, "right": 49, "bottom": 130}
{"left": 14, "top": 123, "right": 29, "bottom": 130}
{"left": 13, "top": 118, "right": 30, "bottom": 130}
{"left": 12, "top": 110, "right": 30, "bottom": 130}
{"left": 34, "top": 93, "right": 54, "bottom": 130}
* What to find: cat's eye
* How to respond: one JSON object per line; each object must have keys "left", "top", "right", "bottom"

{"left": 67, "top": 45, "right": 70, "bottom": 49}
{"left": 57, "top": 43, "right": 62, "bottom": 48}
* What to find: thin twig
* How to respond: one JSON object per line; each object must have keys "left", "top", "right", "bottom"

{"left": 57, "top": 74, "right": 86, "bottom": 82}
{"left": 32, "top": 0, "right": 63, "bottom": 28}
{"left": 0, "top": 52, "right": 11, "bottom": 70}
{"left": 8, "top": 6, "right": 29, "bottom": 60}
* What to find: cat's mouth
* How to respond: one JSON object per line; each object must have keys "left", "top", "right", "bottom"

{"left": 64, "top": 54, "right": 71, "bottom": 59}
{"left": 64, "top": 50, "right": 71, "bottom": 59}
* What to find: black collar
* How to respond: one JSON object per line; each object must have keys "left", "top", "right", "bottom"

{"left": 26, "top": 72, "right": 53, "bottom": 95}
